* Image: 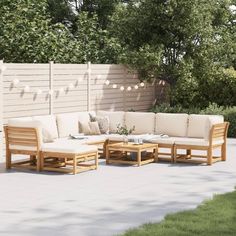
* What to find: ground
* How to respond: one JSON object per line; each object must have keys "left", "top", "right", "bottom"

{"left": 0, "top": 139, "right": 236, "bottom": 236}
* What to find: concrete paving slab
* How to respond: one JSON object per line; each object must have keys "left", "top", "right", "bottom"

{"left": 0, "top": 139, "right": 236, "bottom": 236}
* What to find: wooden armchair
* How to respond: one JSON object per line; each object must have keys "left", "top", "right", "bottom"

{"left": 4, "top": 126, "right": 41, "bottom": 171}
{"left": 174, "top": 122, "right": 229, "bottom": 165}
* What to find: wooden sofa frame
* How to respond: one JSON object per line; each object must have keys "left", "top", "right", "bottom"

{"left": 4, "top": 126, "right": 41, "bottom": 171}
{"left": 174, "top": 122, "right": 229, "bottom": 165}
{"left": 4, "top": 122, "right": 229, "bottom": 173}
{"left": 4, "top": 126, "right": 98, "bottom": 174}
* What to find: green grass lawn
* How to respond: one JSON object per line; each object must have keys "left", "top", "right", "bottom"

{"left": 121, "top": 190, "right": 236, "bottom": 236}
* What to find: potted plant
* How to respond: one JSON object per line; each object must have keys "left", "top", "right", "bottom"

{"left": 116, "top": 124, "right": 135, "bottom": 144}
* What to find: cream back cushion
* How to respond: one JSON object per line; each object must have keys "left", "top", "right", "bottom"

{"left": 56, "top": 113, "right": 79, "bottom": 137}
{"left": 97, "top": 110, "right": 125, "bottom": 133}
{"left": 77, "top": 112, "right": 95, "bottom": 132}
{"left": 33, "top": 115, "right": 58, "bottom": 142}
{"left": 155, "top": 113, "right": 189, "bottom": 137}
{"left": 188, "top": 114, "right": 224, "bottom": 139}
{"left": 125, "top": 112, "right": 155, "bottom": 134}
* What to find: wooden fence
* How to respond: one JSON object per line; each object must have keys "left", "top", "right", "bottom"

{"left": 0, "top": 61, "right": 169, "bottom": 157}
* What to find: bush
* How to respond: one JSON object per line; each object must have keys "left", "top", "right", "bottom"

{"left": 151, "top": 103, "right": 236, "bottom": 137}
{"left": 171, "top": 68, "right": 236, "bottom": 108}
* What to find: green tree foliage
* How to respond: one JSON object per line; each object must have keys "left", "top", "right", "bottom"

{"left": 79, "top": 0, "right": 126, "bottom": 29}
{"left": 0, "top": 0, "right": 81, "bottom": 63}
{"left": 110, "top": 0, "right": 236, "bottom": 107}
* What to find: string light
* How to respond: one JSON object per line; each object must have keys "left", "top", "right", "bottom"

{"left": 0, "top": 64, "right": 7, "bottom": 73}
{"left": 59, "top": 87, "right": 64, "bottom": 93}
{"left": 48, "top": 89, "right": 54, "bottom": 95}
{"left": 13, "top": 79, "right": 20, "bottom": 86}
{"left": 8, "top": 74, "right": 147, "bottom": 99}
{"left": 36, "top": 89, "right": 42, "bottom": 95}
{"left": 68, "top": 83, "right": 74, "bottom": 89}
{"left": 105, "top": 80, "right": 110, "bottom": 85}
{"left": 23, "top": 85, "right": 30, "bottom": 93}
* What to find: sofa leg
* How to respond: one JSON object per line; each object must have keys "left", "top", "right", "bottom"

{"left": 207, "top": 148, "right": 213, "bottom": 165}
{"left": 186, "top": 149, "right": 191, "bottom": 158}
{"left": 40, "top": 154, "right": 44, "bottom": 172}
{"left": 36, "top": 152, "right": 41, "bottom": 172}
{"left": 73, "top": 157, "right": 77, "bottom": 175}
{"left": 6, "top": 152, "right": 12, "bottom": 169}
{"left": 221, "top": 143, "right": 226, "bottom": 161}
{"left": 95, "top": 152, "right": 98, "bottom": 169}
{"left": 171, "top": 146, "right": 175, "bottom": 163}
{"left": 30, "top": 155, "right": 36, "bottom": 165}
{"left": 173, "top": 146, "right": 177, "bottom": 163}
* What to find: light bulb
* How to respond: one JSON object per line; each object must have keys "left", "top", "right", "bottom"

{"left": 77, "top": 78, "right": 83, "bottom": 82}
{"left": 120, "top": 86, "right": 124, "bottom": 91}
{"left": 112, "top": 84, "right": 117, "bottom": 89}
{"left": 24, "top": 85, "right": 30, "bottom": 92}
{"left": 13, "top": 79, "right": 20, "bottom": 86}
{"left": 37, "top": 89, "right": 42, "bottom": 95}
{"left": 140, "top": 82, "right": 145, "bottom": 87}
{"left": 0, "top": 65, "right": 7, "bottom": 73}
{"left": 59, "top": 88, "right": 64, "bottom": 93}
{"left": 48, "top": 89, "right": 54, "bottom": 95}
{"left": 127, "top": 86, "right": 132, "bottom": 91}
{"left": 68, "top": 83, "right": 74, "bottom": 89}
{"left": 134, "top": 85, "right": 139, "bottom": 90}
{"left": 105, "top": 80, "right": 110, "bottom": 85}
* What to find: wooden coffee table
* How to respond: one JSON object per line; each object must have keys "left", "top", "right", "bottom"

{"left": 106, "top": 142, "right": 158, "bottom": 166}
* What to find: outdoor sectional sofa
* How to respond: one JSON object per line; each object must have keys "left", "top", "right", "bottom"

{"left": 4, "top": 111, "right": 229, "bottom": 174}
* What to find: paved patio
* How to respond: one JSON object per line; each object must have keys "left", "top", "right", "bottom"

{"left": 0, "top": 139, "right": 236, "bottom": 236}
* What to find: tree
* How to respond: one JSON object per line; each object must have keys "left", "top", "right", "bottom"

{"left": 0, "top": 0, "right": 81, "bottom": 63}
{"left": 110, "top": 0, "right": 235, "bottom": 82}
{"left": 110, "top": 0, "right": 236, "bottom": 107}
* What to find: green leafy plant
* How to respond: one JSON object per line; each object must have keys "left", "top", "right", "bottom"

{"left": 116, "top": 124, "right": 135, "bottom": 136}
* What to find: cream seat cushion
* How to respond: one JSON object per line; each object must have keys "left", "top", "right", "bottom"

{"left": 174, "top": 137, "right": 224, "bottom": 146}
{"left": 187, "top": 115, "right": 224, "bottom": 139}
{"left": 149, "top": 137, "right": 175, "bottom": 145}
{"left": 125, "top": 112, "right": 155, "bottom": 134}
{"left": 84, "top": 135, "right": 107, "bottom": 144}
{"left": 97, "top": 110, "right": 125, "bottom": 133}
{"left": 42, "top": 143, "right": 97, "bottom": 154}
{"left": 156, "top": 113, "right": 188, "bottom": 137}
{"left": 55, "top": 135, "right": 107, "bottom": 145}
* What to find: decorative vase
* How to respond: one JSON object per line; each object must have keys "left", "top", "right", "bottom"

{"left": 123, "top": 135, "right": 128, "bottom": 144}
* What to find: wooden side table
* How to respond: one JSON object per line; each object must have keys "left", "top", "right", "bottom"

{"left": 106, "top": 142, "right": 158, "bottom": 166}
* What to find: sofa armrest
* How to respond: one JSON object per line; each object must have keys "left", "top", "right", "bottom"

{"left": 4, "top": 126, "right": 41, "bottom": 152}
{"left": 209, "top": 122, "right": 229, "bottom": 146}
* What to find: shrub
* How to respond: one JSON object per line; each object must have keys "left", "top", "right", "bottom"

{"left": 171, "top": 68, "right": 236, "bottom": 108}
